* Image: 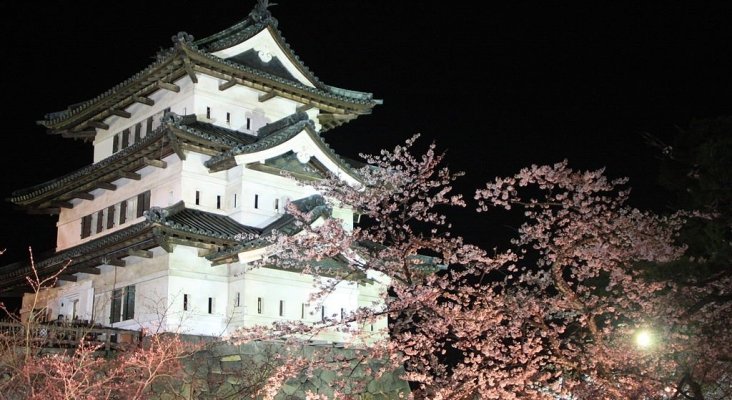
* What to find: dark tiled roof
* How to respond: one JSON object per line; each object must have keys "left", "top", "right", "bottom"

{"left": 147, "top": 202, "right": 261, "bottom": 240}
{"left": 9, "top": 114, "right": 252, "bottom": 208}
{"left": 205, "top": 112, "right": 362, "bottom": 184}
{"left": 206, "top": 194, "right": 330, "bottom": 263}
{"left": 40, "top": 3, "right": 379, "bottom": 132}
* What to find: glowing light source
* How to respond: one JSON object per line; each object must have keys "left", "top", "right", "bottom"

{"left": 634, "top": 329, "right": 654, "bottom": 349}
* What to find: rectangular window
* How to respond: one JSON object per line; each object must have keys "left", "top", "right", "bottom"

{"left": 121, "top": 128, "right": 130, "bottom": 149}
{"left": 106, "top": 205, "right": 115, "bottom": 229}
{"left": 279, "top": 300, "right": 284, "bottom": 317}
{"left": 216, "top": 195, "right": 221, "bottom": 209}
{"left": 134, "top": 122, "right": 142, "bottom": 142}
{"left": 274, "top": 198, "right": 279, "bottom": 211}
{"left": 226, "top": 112, "right": 230, "bottom": 124}
{"left": 110, "top": 288, "right": 122, "bottom": 324}
{"left": 195, "top": 190, "right": 200, "bottom": 205}
{"left": 341, "top": 308, "right": 345, "bottom": 321}
{"left": 234, "top": 292, "right": 240, "bottom": 307}
{"left": 123, "top": 286, "right": 135, "bottom": 321}
{"left": 183, "top": 294, "right": 189, "bottom": 311}
{"left": 119, "top": 199, "right": 127, "bottom": 225}
{"left": 136, "top": 191, "right": 151, "bottom": 218}
{"left": 254, "top": 194, "right": 259, "bottom": 209}
{"left": 321, "top": 306, "right": 325, "bottom": 322}
{"left": 370, "top": 324, "right": 374, "bottom": 332}
{"left": 208, "top": 297, "right": 214, "bottom": 314}
{"left": 246, "top": 117, "right": 251, "bottom": 130}
{"left": 112, "top": 134, "right": 119, "bottom": 154}
{"left": 206, "top": 107, "right": 211, "bottom": 119}
{"left": 233, "top": 194, "right": 238, "bottom": 208}
{"left": 257, "top": 297, "right": 262, "bottom": 314}
{"left": 81, "top": 215, "right": 92, "bottom": 239}
{"left": 301, "top": 303, "right": 305, "bottom": 319}
{"left": 146, "top": 116, "right": 153, "bottom": 134}
{"left": 96, "top": 210, "right": 104, "bottom": 234}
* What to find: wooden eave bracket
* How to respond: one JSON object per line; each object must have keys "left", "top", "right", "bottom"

{"left": 50, "top": 201, "right": 73, "bottom": 209}
{"left": 105, "top": 258, "right": 126, "bottom": 267}
{"left": 76, "top": 267, "right": 101, "bottom": 275}
{"left": 118, "top": 171, "right": 142, "bottom": 181}
{"left": 158, "top": 81, "right": 180, "bottom": 93}
{"left": 88, "top": 120, "right": 110, "bottom": 130}
{"left": 166, "top": 133, "right": 186, "bottom": 160}
{"left": 143, "top": 157, "right": 167, "bottom": 169}
{"left": 132, "top": 95, "right": 155, "bottom": 106}
{"left": 182, "top": 55, "right": 198, "bottom": 84}
{"left": 219, "top": 78, "right": 237, "bottom": 91}
{"left": 70, "top": 192, "right": 94, "bottom": 201}
{"left": 296, "top": 103, "right": 313, "bottom": 113}
{"left": 258, "top": 90, "right": 277, "bottom": 102}
{"left": 97, "top": 182, "right": 117, "bottom": 191}
{"left": 110, "top": 109, "right": 132, "bottom": 118}
{"left": 128, "top": 249, "right": 153, "bottom": 258}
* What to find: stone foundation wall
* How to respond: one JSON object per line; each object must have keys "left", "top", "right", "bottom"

{"left": 151, "top": 340, "right": 410, "bottom": 399}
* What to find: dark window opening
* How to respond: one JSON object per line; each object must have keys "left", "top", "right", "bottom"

{"left": 183, "top": 294, "right": 189, "bottom": 311}
{"left": 123, "top": 286, "right": 135, "bottom": 321}
{"left": 226, "top": 112, "right": 230, "bottom": 123}
{"left": 216, "top": 195, "right": 221, "bottom": 209}
{"left": 136, "top": 190, "right": 151, "bottom": 218}
{"left": 208, "top": 298, "right": 213, "bottom": 314}
{"left": 96, "top": 210, "right": 104, "bottom": 234}
{"left": 279, "top": 300, "right": 284, "bottom": 317}
{"left": 206, "top": 107, "right": 211, "bottom": 119}
{"left": 121, "top": 129, "right": 130, "bottom": 149}
{"left": 134, "top": 123, "right": 142, "bottom": 142}
{"left": 321, "top": 306, "right": 325, "bottom": 322}
{"left": 301, "top": 303, "right": 305, "bottom": 319}
{"left": 119, "top": 200, "right": 127, "bottom": 225}
{"left": 254, "top": 194, "right": 259, "bottom": 209}
{"left": 146, "top": 116, "right": 153, "bottom": 134}
{"left": 110, "top": 288, "right": 122, "bottom": 324}
{"left": 112, "top": 134, "right": 119, "bottom": 154}
{"left": 81, "top": 215, "right": 92, "bottom": 239}
{"left": 257, "top": 297, "right": 262, "bottom": 314}
{"left": 274, "top": 198, "right": 279, "bottom": 211}
{"left": 106, "top": 206, "right": 115, "bottom": 229}
{"left": 246, "top": 117, "right": 251, "bottom": 130}
{"left": 195, "top": 190, "right": 200, "bottom": 205}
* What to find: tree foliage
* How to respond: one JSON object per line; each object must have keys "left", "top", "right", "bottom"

{"left": 231, "top": 135, "right": 730, "bottom": 399}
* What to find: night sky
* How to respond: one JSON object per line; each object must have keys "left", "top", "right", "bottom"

{"left": 0, "top": 1, "right": 730, "bottom": 265}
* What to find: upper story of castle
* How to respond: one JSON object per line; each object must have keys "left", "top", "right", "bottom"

{"left": 7, "top": 0, "right": 379, "bottom": 255}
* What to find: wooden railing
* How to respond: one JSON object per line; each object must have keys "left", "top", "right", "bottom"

{"left": 0, "top": 322, "right": 142, "bottom": 352}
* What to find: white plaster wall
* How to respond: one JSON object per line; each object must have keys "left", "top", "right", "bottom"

{"left": 192, "top": 74, "right": 309, "bottom": 133}
{"left": 93, "top": 77, "right": 196, "bottom": 163}
{"left": 56, "top": 154, "right": 182, "bottom": 250}
{"left": 235, "top": 167, "right": 318, "bottom": 228}
{"left": 88, "top": 247, "right": 170, "bottom": 331}
{"left": 166, "top": 246, "right": 230, "bottom": 336}
{"left": 224, "top": 265, "right": 368, "bottom": 342}
{"left": 181, "top": 152, "right": 229, "bottom": 215}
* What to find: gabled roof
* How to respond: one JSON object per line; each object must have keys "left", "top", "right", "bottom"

{"left": 206, "top": 112, "right": 363, "bottom": 185}
{"left": 193, "top": 0, "right": 323, "bottom": 89}
{"left": 39, "top": 1, "right": 380, "bottom": 138}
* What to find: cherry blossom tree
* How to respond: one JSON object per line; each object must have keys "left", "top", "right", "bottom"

{"left": 231, "top": 135, "right": 730, "bottom": 399}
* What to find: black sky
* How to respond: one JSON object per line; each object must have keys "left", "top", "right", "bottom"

{"left": 0, "top": 1, "right": 730, "bottom": 264}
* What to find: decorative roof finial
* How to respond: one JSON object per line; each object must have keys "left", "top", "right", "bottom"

{"left": 251, "top": 0, "right": 276, "bottom": 22}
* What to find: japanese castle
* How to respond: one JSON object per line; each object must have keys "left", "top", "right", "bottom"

{"left": 0, "top": 1, "right": 384, "bottom": 340}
